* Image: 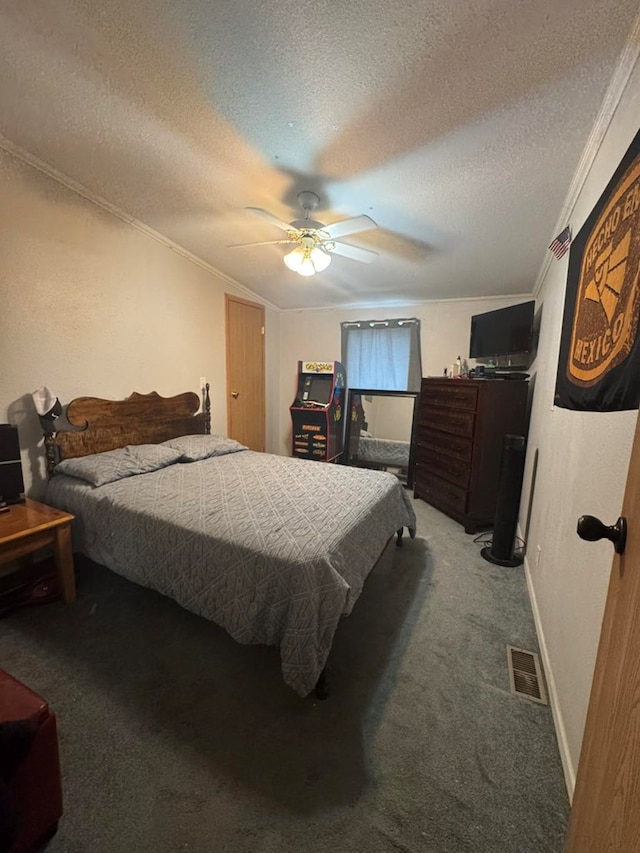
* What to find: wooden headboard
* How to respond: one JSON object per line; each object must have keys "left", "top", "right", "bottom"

{"left": 45, "top": 389, "right": 210, "bottom": 476}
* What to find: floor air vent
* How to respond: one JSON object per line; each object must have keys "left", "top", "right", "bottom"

{"left": 507, "top": 645, "right": 548, "bottom": 705}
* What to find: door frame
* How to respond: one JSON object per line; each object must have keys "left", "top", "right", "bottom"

{"left": 224, "top": 293, "right": 265, "bottom": 449}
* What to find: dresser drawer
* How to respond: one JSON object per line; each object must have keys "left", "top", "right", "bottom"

{"left": 420, "top": 382, "right": 478, "bottom": 412}
{"left": 417, "top": 428, "right": 472, "bottom": 464}
{"left": 414, "top": 469, "right": 468, "bottom": 517}
{"left": 419, "top": 404, "right": 475, "bottom": 438}
{"left": 416, "top": 448, "right": 470, "bottom": 490}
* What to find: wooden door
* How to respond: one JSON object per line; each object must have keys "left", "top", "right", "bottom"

{"left": 225, "top": 294, "right": 265, "bottom": 452}
{"left": 565, "top": 410, "right": 640, "bottom": 851}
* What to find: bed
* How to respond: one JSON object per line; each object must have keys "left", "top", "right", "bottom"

{"left": 43, "top": 391, "right": 417, "bottom": 697}
{"left": 357, "top": 432, "right": 411, "bottom": 470}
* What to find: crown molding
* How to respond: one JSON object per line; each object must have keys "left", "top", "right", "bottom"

{"left": 0, "top": 133, "right": 279, "bottom": 312}
{"left": 533, "top": 11, "right": 640, "bottom": 298}
{"left": 279, "top": 293, "right": 534, "bottom": 313}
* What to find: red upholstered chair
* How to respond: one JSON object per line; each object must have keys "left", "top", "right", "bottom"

{"left": 0, "top": 671, "right": 63, "bottom": 853}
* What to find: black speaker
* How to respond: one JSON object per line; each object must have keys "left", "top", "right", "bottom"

{"left": 0, "top": 424, "right": 25, "bottom": 505}
{"left": 481, "top": 434, "right": 526, "bottom": 567}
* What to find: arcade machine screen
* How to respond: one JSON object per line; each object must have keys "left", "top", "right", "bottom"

{"left": 302, "top": 375, "right": 333, "bottom": 405}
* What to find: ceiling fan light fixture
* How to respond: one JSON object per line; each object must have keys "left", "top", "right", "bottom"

{"left": 283, "top": 242, "right": 331, "bottom": 276}
{"left": 238, "top": 193, "right": 378, "bottom": 271}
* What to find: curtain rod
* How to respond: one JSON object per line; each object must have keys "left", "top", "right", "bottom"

{"left": 341, "top": 318, "right": 419, "bottom": 329}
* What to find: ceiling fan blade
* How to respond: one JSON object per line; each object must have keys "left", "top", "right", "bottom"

{"left": 227, "top": 239, "right": 297, "bottom": 248}
{"left": 323, "top": 214, "right": 377, "bottom": 240}
{"left": 328, "top": 241, "right": 379, "bottom": 264}
{"left": 245, "top": 207, "right": 294, "bottom": 232}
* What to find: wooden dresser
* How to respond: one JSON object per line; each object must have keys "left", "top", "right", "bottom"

{"left": 414, "top": 377, "right": 529, "bottom": 533}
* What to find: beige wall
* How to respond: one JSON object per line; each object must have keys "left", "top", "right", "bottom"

{"left": 277, "top": 296, "right": 527, "bottom": 455}
{"left": 363, "top": 395, "right": 414, "bottom": 442}
{"left": 521, "top": 62, "right": 640, "bottom": 794}
{"left": 0, "top": 146, "right": 280, "bottom": 499}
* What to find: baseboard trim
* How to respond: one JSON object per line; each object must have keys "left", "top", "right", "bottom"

{"left": 520, "top": 529, "right": 576, "bottom": 800}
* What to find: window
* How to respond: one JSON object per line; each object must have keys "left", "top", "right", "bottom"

{"left": 341, "top": 318, "right": 422, "bottom": 391}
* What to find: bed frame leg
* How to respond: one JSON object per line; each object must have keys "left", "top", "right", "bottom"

{"left": 315, "top": 667, "right": 329, "bottom": 700}
{"left": 396, "top": 528, "right": 404, "bottom": 547}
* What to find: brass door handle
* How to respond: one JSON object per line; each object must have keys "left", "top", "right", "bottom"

{"left": 231, "top": 391, "right": 239, "bottom": 399}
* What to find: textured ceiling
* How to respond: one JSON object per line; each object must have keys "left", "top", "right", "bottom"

{"left": 0, "top": 0, "right": 637, "bottom": 310}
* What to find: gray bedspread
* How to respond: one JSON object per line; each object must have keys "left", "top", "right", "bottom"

{"left": 359, "top": 435, "right": 410, "bottom": 468}
{"left": 46, "top": 450, "right": 416, "bottom": 696}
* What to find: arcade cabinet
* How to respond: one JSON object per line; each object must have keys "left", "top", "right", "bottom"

{"left": 290, "top": 361, "right": 346, "bottom": 462}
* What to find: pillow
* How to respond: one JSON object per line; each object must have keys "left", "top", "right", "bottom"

{"left": 162, "top": 434, "right": 247, "bottom": 462}
{"left": 55, "top": 444, "right": 183, "bottom": 487}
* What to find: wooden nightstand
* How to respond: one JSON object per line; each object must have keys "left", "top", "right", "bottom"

{"left": 0, "top": 499, "right": 76, "bottom": 603}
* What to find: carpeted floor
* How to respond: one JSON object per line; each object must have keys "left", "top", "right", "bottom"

{"left": 2, "top": 498, "right": 569, "bottom": 852}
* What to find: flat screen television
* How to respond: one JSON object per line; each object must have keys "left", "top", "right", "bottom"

{"left": 469, "top": 301, "right": 535, "bottom": 362}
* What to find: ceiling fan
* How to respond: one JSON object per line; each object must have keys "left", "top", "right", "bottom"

{"left": 228, "top": 191, "right": 379, "bottom": 276}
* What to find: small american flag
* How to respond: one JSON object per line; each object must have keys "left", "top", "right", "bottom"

{"left": 548, "top": 225, "right": 572, "bottom": 260}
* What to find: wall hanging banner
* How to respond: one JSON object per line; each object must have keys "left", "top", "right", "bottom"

{"left": 554, "top": 128, "right": 640, "bottom": 411}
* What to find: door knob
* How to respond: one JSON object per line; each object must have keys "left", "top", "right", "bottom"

{"left": 576, "top": 515, "right": 627, "bottom": 555}
{"left": 231, "top": 391, "right": 239, "bottom": 399}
